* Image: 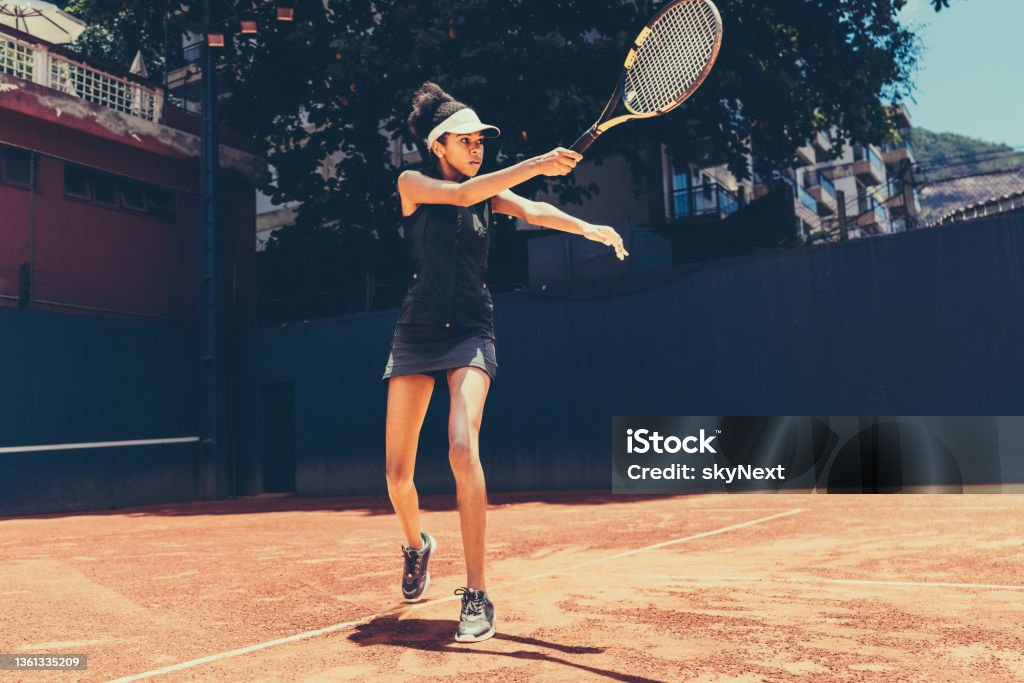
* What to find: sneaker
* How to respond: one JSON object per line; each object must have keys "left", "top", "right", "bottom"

{"left": 401, "top": 531, "right": 436, "bottom": 601}
{"left": 454, "top": 587, "right": 496, "bottom": 643}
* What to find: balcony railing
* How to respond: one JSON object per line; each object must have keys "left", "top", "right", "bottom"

{"left": 855, "top": 193, "right": 890, "bottom": 233}
{"left": 881, "top": 139, "right": 916, "bottom": 165}
{"left": 811, "top": 129, "right": 833, "bottom": 156}
{"left": 797, "top": 184, "right": 818, "bottom": 214}
{"left": 851, "top": 145, "right": 884, "bottom": 172}
{"left": 872, "top": 196, "right": 886, "bottom": 225}
{"left": 671, "top": 181, "right": 740, "bottom": 220}
{"left": 0, "top": 35, "right": 33, "bottom": 80}
{"left": 851, "top": 144, "right": 886, "bottom": 186}
{"left": 0, "top": 28, "right": 162, "bottom": 122}
{"left": 820, "top": 173, "right": 836, "bottom": 199}
{"left": 863, "top": 146, "right": 884, "bottom": 176}
{"left": 801, "top": 171, "right": 837, "bottom": 215}
{"left": 803, "top": 170, "right": 836, "bottom": 199}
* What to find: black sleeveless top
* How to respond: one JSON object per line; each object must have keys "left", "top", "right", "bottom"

{"left": 396, "top": 167, "right": 494, "bottom": 334}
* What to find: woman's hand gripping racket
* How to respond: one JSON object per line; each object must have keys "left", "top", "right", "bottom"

{"left": 570, "top": 0, "right": 723, "bottom": 153}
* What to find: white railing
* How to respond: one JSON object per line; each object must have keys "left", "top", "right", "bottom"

{"left": 0, "top": 29, "right": 162, "bottom": 122}
{"left": 0, "top": 35, "right": 34, "bottom": 80}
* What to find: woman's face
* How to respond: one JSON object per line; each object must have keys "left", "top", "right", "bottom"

{"left": 433, "top": 131, "right": 486, "bottom": 177}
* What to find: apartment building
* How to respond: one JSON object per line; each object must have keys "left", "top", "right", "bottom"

{"left": 787, "top": 104, "right": 919, "bottom": 240}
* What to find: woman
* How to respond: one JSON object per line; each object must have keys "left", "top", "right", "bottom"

{"left": 383, "top": 81, "right": 628, "bottom": 643}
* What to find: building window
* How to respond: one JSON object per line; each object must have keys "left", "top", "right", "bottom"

{"left": 0, "top": 145, "right": 33, "bottom": 187}
{"left": 92, "top": 173, "right": 118, "bottom": 206}
{"left": 63, "top": 162, "right": 178, "bottom": 221}
{"left": 120, "top": 180, "right": 147, "bottom": 212}
{"left": 672, "top": 168, "right": 691, "bottom": 218}
{"left": 64, "top": 163, "right": 90, "bottom": 198}
{"left": 148, "top": 187, "right": 176, "bottom": 220}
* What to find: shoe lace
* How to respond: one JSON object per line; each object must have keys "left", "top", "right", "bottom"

{"left": 454, "top": 587, "right": 486, "bottom": 618}
{"left": 402, "top": 546, "right": 422, "bottom": 579}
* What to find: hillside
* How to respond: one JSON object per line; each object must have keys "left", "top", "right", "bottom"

{"left": 913, "top": 128, "right": 1024, "bottom": 184}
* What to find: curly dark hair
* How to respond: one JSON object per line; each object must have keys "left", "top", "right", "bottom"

{"left": 407, "top": 81, "right": 469, "bottom": 141}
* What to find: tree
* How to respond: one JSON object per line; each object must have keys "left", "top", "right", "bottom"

{"left": 912, "top": 128, "right": 1024, "bottom": 184}
{"left": 220, "top": 0, "right": 928, "bottom": 239}
{"left": 63, "top": 1, "right": 939, "bottom": 209}
{"left": 62, "top": 1, "right": 961, "bottom": 315}
{"left": 62, "top": 1, "right": 174, "bottom": 75}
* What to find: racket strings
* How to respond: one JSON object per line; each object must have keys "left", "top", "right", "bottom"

{"left": 625, "top": 0, "right": 721, "bottom": 114}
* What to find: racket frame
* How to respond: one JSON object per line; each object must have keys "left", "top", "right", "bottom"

{"left": 570, "top": 0, "right": 723, "bottom": 153}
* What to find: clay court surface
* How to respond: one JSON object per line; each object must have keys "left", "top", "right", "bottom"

{"left": 2, "top": 492, "right": 1022, "bottom": 682}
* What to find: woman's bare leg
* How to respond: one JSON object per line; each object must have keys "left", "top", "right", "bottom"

{"left": 385, "top": 373, "right": 435, "bottom": 548}
{"left": 446, "top": 366, "right": 491, "bottom": 589}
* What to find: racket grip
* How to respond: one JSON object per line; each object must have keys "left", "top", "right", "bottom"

{"left": 570, "top": 126, "right": 600, "bottom": 154}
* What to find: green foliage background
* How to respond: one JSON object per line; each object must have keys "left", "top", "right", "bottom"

{"left": 55, "top": 0, "right": 972, "bottom": 318}
{"left": 913, "top": 128, "right": 1023, "bottom": 183}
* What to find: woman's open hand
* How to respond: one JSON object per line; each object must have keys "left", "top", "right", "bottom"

{"left": 582, "top": 224, "right": 629, "bottom": 260}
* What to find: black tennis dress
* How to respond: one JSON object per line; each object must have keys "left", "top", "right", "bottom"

{"left": 382, "top": 168, "right": 498, "bottom": 384}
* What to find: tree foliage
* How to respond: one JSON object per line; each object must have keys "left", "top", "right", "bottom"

{"left": 913, "top": 128, "right": 1024, "bottom": 184}
{"left": 60, "top": 0, "right": 963, "bottom": 314}
{"left": 928, "top": 0, "right": 966, "bottom": 11}
{"left": 62, "top": 0, "right": 173, "bottom": 74}
{"left": 63, "top": 1, "right": 936, "bottom": 217}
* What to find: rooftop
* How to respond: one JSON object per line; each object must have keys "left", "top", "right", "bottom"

{"left": 918, "top": 169, "right": 1024, "bottom": 226}
{"left": 0, "top": 23, "right": 265, "bottom": 181}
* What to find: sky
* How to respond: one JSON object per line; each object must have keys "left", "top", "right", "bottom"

{"left": 898, "top": 0, "right": 1024, "bottom": 147}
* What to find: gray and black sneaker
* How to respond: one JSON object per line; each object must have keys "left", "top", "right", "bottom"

{"left": 454, "top": 587, "right": 496, "bottom": 643}
{"left": 401, "top": 531, "right": 436, "bottom": 601}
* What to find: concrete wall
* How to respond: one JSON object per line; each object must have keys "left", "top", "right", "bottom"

{"left": 248, "top": 210, "right": 1024, "bottom": 497}
{"left": 0, "top": 307, "right": 198, "bottom": 515}
{"left": 4, "top": 211, "right": 1021, "bottom": 515}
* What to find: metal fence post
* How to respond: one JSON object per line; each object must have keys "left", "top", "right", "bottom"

{"left": 836, "top": 189, "right": 848, "bottom": 241}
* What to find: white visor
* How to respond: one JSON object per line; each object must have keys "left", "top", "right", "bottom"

{"left": 426, "top": 108, "right": 501, "bottom": 148}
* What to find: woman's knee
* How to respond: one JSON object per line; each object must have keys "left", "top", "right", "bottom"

{"left": 385, "top": 454, "right": 415, "bottom": 488}
{"left": 448, "top": 436, "right": 479, "bottom": 473}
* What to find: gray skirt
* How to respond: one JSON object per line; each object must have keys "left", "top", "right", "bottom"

{"left": 382, "top": 323, "right": 497, "bottom": 384}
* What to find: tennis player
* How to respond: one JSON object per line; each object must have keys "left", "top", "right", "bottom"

{"left": 382, "top": 81, "right": 628, "bottom": 643}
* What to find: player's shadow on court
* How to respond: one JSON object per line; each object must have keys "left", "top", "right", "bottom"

{"left": 348, "top": 612, "right": 664, "bottom": 683}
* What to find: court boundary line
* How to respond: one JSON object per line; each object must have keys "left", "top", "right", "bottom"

{"left": 0, "top": 437, "right": 199, "bottom": 455}
{"left": 106, "top": 507, "right": 805, "bottom": 682}
{"left": 622, "top": 574, "right": 1024, "bottom": 591}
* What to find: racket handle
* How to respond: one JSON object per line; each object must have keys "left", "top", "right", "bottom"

{"left": 570, "top": 126, "right": 600, "bottom": 154}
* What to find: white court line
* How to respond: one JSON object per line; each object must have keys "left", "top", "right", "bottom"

{"left": 630, "top": 574, "right": 1024, "bottom": 592}
{"left": 106, "top": 508, "right": 804, "bottom": 682}
{"left": 105, "top": 616, "right": 384, "bottom": 683}
{"left": 524, "top": 508, "right": 805, "bottom": 581}
{"left": 0, "top": 437, "right": 199, "bottom": 455}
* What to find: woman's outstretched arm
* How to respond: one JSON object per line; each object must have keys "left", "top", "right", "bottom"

{"left": 398, "top": 148, "right": 582, "bottom": 209}
{"left": 493, "top": 190, "right": 629, "bottom": 261}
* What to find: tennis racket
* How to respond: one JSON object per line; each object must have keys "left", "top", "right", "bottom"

{"left": 570, "top": 0, "right": 723, "bottom": 153}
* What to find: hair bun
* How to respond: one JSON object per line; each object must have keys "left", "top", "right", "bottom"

{"left": 407, "top": 81, "right": 468, "bottom": 140}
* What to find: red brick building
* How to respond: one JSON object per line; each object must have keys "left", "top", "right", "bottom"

{"left": 0, "top": 24, "right": 264, "bottom": 324}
